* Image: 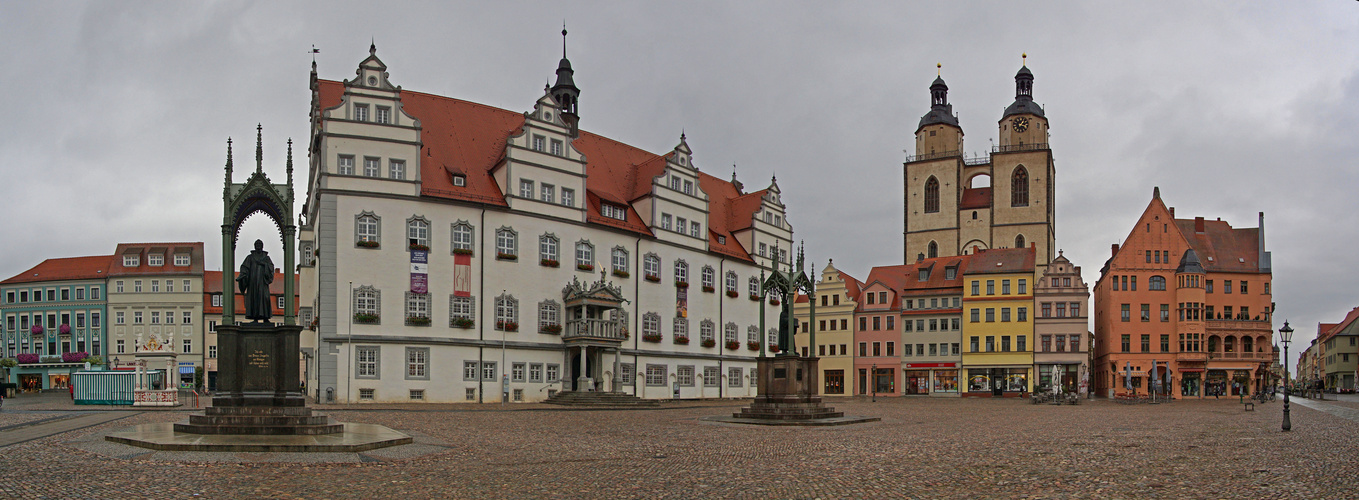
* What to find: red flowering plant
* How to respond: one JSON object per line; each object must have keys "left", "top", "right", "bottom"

{"left": 726, "top": 341, "right": 741, "bottom": 351}
{"left": 726, "top": 290, "right": 739, "bottom": 298}
{"left": 675, "top": 336, "right": 692, "bottom": 345}
{"left": 577, "top": 263, "right": 595, "bottom": 272}
{"left": 700, "top": 338, "right": 716, "bottom": 348}
{"left": 747, "top": 341, "right": 761, "bottom": 351}
{"left": 16, "top": 353, "right": 40, "bottom": 364}
{"left": 702, "top": 285, "right": 715, "bottom": 293}
{"left": 540, "top": 259, "right": 560, "bottom": 268}
{"left": 497, "top": 320, "right": 519, "bottom": 332}
{"left": 643, "top": 333, "right": 664, "bottom": 343}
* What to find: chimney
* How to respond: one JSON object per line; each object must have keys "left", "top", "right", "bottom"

{"left": 917, "top": 253, "right": 925, "bottom": 263}
{"left": 1194, "top": 217, "right": 1205, "bottom": 233}
{"left": 973, "top": 245, "right": 980, "bottom": 254}
{"left": 1258, "top": 211, "right": 1270, "bottom": 272}
{"left": 1169, "top": 207, "right": 1175, "bottom": 217}
{"left": 1111, "top": 243, "right": 1119, "bottom": 257}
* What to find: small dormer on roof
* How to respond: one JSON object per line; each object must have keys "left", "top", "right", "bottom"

{"left": 348, "top": 42, "right": 399, "bottom": 91}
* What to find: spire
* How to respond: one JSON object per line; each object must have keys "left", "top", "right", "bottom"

{"left": 1153, "top": 186, "right": 1160, "bottom": 199}
{"left": 731, "top": 164, "right": 744, "bottom": 193}
{"left": 918, "top": 64, "right": 959, "bottom": 131}
{"left": 225, "top": 137, "right": 234, "bottom": 187}
{"left": 286, "top": 138, "right": 294, "bottom": 185}
{"left": 1003, "top": 56, "right": 1044, "bottom": 119}
{"left": 551, "top": 26, "right": 580, "bottom": 133}
{"left": 255, "top": 124, "right": 263, "bottom": 173}
{"left": 370, "top": 38, "right": 376, "bottom": 56}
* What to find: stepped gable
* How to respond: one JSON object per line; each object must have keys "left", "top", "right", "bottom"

{"left": 0, "top": 255, "right": 113, "bottom": 284}
{"left": 316, "top": 80, "right": 767, "bottom": 262}
{"left": 1173, "top": 218, "right": 1262, "bottom": 273}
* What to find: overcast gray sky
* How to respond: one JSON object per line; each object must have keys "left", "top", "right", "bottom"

{"left": 2, "top": 2, "right": 1356, "bottom": 359}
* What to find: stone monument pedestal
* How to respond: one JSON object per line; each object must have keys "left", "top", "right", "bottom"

{"left": 707, "top": 355, "right": 879, "bottom": 426}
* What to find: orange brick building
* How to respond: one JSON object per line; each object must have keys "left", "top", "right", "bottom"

{"left": 1093, "top": 188, "right": 1275, "bottom": 398}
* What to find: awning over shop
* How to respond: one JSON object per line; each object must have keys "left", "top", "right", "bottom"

{"left": 178, "top": 367, "right": 195, "bottom": 374}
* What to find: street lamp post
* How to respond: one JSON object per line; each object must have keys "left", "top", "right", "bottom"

{"left": 871, "top": 363, "right": 877, "bottom": 403}
{"left": 1279, "top": 321, "right": 1293, "bottom": 432}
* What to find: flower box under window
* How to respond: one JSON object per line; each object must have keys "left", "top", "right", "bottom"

{"left": 642, "top": 333, "right": 664, "bottom": 343}
{"left": 702, "top": 285, "right": 715, "bottom": 293}
{"left": 675, "top": 336, "right": 692, "bottom": 345}
{"left": 497, "top": 320, "right": 519, "bottom": 332}
{"left": 451, "top": 317, "right": 475, "bottom": 329}
{"left": 726, "top": 341, "right": 741, "bottom": 351}
{"left": 541, "top": 324, "right": 563, "bottom": 334}
{"left": 747, "top": 341, "right": 761, "bottom": 351}
{"left": 405, "top": 316, "right": 431, "bottom": 326}
{"left": 644, "top": 274, "right": 661, "bottom": 283}
{"left": 769, "top": 298, "right": 781, "bottom": 306}
{"left": 354, "top": 313, "right": 380, "bottom": 324}
{"left": 408, "top": 243, "right": 430, "bottom": 252}
{"left": 357, "top": 240, "right": 380, "bottom": 248}
{"left": 675, "top": 281, "right": 689, "bottom": 289}
{"left": 497, "top": 252, "right": 517, "bottom": 261}
{"left": 612, "top": 269, "right": 630, "bottom": 279}
{"left": 453, "top": 248, "right": 475, "bottom": 256}
{"left": 726, "top": 290, "right": 739, "bottom": 298}
{"left": 749, "top": 294, "right": 761, "bottom": 301}
{"left": 700, "top": 338, "right": 716, "bottom": 348}
{"left": 541, "top": 259, "right": 560, "bottom": 268}
{"left": 16, "top": 353, "right": 40, "bottom": 364}
{"left": 577, "top": 263, "right": 595, "bottom": 272}
{"left": 769, "top": 345, "right": 781, "bottom": 353}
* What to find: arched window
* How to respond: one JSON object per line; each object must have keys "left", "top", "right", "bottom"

{"left": 1224, "top": 336, "right": 1235, "bottom": 353}
{"left": 726, "top": 271, "right": 738, "bottom": 293}
{"left": 700, "top": 320, "right": 715, "bottom": 342}
{"left": 1149, "top": 276, "right": 1167, "bottom": 291}
{"left": 927, "top": 241, "right": 938, "bottom": 259}
{"left": 495, "top": 294, "right": 518, "bottom": 331}
{"left": 451, "top": 221, "right": 474, "bottom": 254}
{"left": 924, "top": 176, "right": 940, "bottom": 213}
{"left": 356, "top": 212, "right": 380, "bottom": 246}
{"left": 1011, "top": 166, "right": 1029, "bottom": 207}
{"left": 724, "top": 322, "right": 739, "bottom": 343}
{"left": 611, "top": 247, "right": 629, "bottom": 275}
{"left": 643, "top": 254, "right": 660, "bottom": 280}
{"left": 1015, "top": 234, "right": 1025, "bottom": 249}
{"left": 407, "top": 216, "right": 429, "bottom": 250}
{"left": 1242, "top": 336, "right": 1254, "bottom": 354}
{"left": 539, "top": 234, "right": 559, "bottom": 264}
{"left": 674, "top": 260, "right": 689, "bottom": 285}
{"left": 575, "top": 240, "right": 594, "bottom": 269}
{"left": 673, "top": 317, "right": 688, "bottom": 339}
{"left": 495, "top": 227, "right": 517, "bottom": 258}
{"left": 749, "top": 277, "right": 760, "bottom": 298}
{"left": 701, "top": 266, "right": 715, "bottom": 290}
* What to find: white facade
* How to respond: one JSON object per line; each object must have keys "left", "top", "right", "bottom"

{"left": 302, "top": 46, "right": 792, "bottom": 404}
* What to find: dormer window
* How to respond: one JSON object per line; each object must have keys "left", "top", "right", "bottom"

{"left": 174, "top": 254, "right": 190, "bottom": 266}
{"left": 601, "top": 204, "right": 627, "bottom": 221}
{"left": 354, "top": 104, "right": 369, "bottom": 122}
{"left": 918, "top": 269, "right": 930, "bottom": 281}
{"left": 945, "top": 266, "right": 957, "bottom": 280}
{"left": 717, "top": 236, "right": 727, "bottom": 245}
{"left": 123, "top": 255, "right": 139, "bottom": 267}
{"left": 147, "top": 254, "right": 164, "bottom": 266}
{"left": 452, "top": 175, "right": 466, "bottom": 187}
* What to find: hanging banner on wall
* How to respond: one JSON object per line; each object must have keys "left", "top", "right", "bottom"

{"left": 454, "top": 253, "right": 472, "bottom": 297}
{"left": 410, "top": 250, "right": 429, "bottom": 293}
{"left": 676, "top": 287, "right": 688, "bottom": 318}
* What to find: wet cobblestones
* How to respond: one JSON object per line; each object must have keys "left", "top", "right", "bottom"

{"left": 0, "top": 397, "right": 1356, "bottom": 498}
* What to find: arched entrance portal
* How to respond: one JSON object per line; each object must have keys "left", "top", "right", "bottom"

{"left": 220, "top": 127, "right": 297, "bottom": 326}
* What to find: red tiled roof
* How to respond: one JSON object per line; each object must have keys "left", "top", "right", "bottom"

{"left": 106, "top": 242, "right": 205, "bottom": 277}
{"left": 317, "top": 80, "right": 764, "bottom": 262}
{"left": 1173, "top": 219, "right": 1262, "bottom": 273}
{"left": 960, "top": 187, "right": 992, "bottom": 210}
{"left": 0, "top": 255, "right": 114, "bottom": 285}
{"left": 1322, "top": 307, "right": 1359, "bottom": 340}
{"left": 963, "top": 247, "right": 1034, "bottom": 275}
{"left": 904, "top": 255, "right": 971, "bottom": 291}
{"left": 838, "top": 270, "right": 863, "bottom": 300}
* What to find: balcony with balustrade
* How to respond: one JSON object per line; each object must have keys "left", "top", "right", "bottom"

{"left": 562, "top": 318, "right": 627, "bottom": 343}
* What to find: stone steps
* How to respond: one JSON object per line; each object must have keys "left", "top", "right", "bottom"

{"left": 173, "top": 422, "right": 346, "bottom": 435}
{"left": 188, "top": 414, "right": 332, "bottom": 426}
{"left": 543, "top": 391, "right": 659, "bottom": 407}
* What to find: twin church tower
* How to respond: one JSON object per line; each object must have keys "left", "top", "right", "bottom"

{"left": 904, "top": 62, "right": 1055, "bottom": 268}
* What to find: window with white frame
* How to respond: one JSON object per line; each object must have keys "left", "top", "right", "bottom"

{"left": 148, "top": 254, "right": 164, "bottom": 266}
{"left": 561, "top": 188, "right": 574, "bottom": 207}
{"left": 356, "top": 346, "right": 379, "bottom": 378}
{"left": 407, "top": 217, "right": 429, "bottom": 249}
{"left": 674, "top": 317, "right": 688, "bottom": 339}
{"left": 496, "top": 227, "right": 517, "bottom": 257}
{"left": 683, "top": 180, "right": 694, "bottom": 195}
{"left": 703, "top": 366, "right": 720, "bottom": 387}
{"left": 116, "top": 312, "right": 125, "bottom": 325}
{"left": 749, "top": 277, "right": 760, "bottom": 297}
{"left": 725, "top": 271, "right": 738, "bottom": 293}
{"left": 211, "top": 294, "right": 222, "bottom": 307}
{"left": 451, "top": 222, "right": 474, "bottom": 253}
{"left": 611, "top": 247, "right": 629, "bottom": 275}
{"left": 748, "top": 325, "right": 759, "bottom": 344}
{"left": 338, "top": 155, "right": 355, "bottom": 175}
{"left": 700, "top": 319, "right": 715, "bottom": 343}
{"left": 728, "top": 367, "right": 743, "bottom": 387}
{"left": 389, "top": 160, "right": 405, "bottom": 180}
{"left": 151, "top": 280, "right": 160, "bottom": 293}
{"left": 702, "top": 266, "right": 714, "bottom": 290}
{"left": 209, "top": 345, "right": 217, "bottom": 358}
{"left": 643, "top": 254, "right": 660, "bottom": 280}
{"left": 645, "top": 365, "right": 666, "bottom": 386}
{"left": 670, "top": 176, "right": 682, "bottom": 190}
{"left": 532, "top": 135, "right": 545, "bottom": 152}
{"left": 405, "top": 292, "right": 429, "bottom": 322}
{"left": 354, "top": 104, "right": 369, "bottom": 121}
{"left": 123, "top": 255, "right": 139, "bottom": 267}
{"left": 463, "top": 361, "right": 478, "bottom": 381}
{"left": 601, "top": 204, "right": 627, "bottom": 220}
{"left": 550, "top": 139, "right": 563, "bottom": 156}
{"left": 546, "top": 363, "right": 560, "bottom": 382}
{"left": 356, "top": 212, "right": 380, "bottom": 245}
{"left": 538, "top": 300, "right": 560, "bottom": 331}
{"left": 575, "top": 240, "right": 593, "bottom": 269}
{"left": 375, "top": 106, "right": 391, "bottom": 124}
{"left": 621, "top": 363, "right": 634, "bottom": 385}
{"left": 529, "top": 363, "right": 544, "bottom": 383}
{"left": 91, "top": 287, "right": 100, "bottom": 300}
{"left": 690, "top": 221, "right": 701, "bottom": 238}
{"left": 539, "top": 234, "right": 559, "bottom": 263}
{"left": 406, "top": 347, "right": 428, "bottom": 379}
{"left": 661, "top": 213, "right": 672, "bottom": 231}
{"left": 495, "top": 294, "right": 518, "bottom": 330}
{"left": 642, "top": 312, "right": 660, "bottom": 337}
{"left": 519, "top": 179, "right": 534, "bottom": 198}
{"left": 724, "top": 322, "right": 739, "bottom": 344}
{"left": 363, "top": 157, "right": 380, "bottom": 177}
{"left": 450, "top": 295, "right": 474, "bottom": 325}
{"left": 277, "top": 296, "right": 285, "bottom": 310}
{"left": 165, "top": 311, "right": 174, "bottom": 324}
{"left": 482, "top": 361, "right": 498, "bottom": 381}
{"left": 540, "top": 183, "right": 555, "bottom": 203}
{"left": 354, "top": 286, "right": 380, "bottom": 322}
{"left": 674, "top": 260, "right": 688, "bottom": 284}
{"left": 182, "top": 311, "right": 191, "bottom": 324}
{"left": 676, "top": 216, "right": 687, "bottom": 234}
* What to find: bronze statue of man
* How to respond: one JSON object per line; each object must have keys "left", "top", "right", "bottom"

{"left": 237, "top": 239, "right": 275, "bottom": 322}
{"left": 778, "top": 301, "right": 797, "bottom": 355}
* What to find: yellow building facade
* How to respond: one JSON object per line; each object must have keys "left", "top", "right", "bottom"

{"left": 960, "top": 248, "right": 1036, "bottom": 396}
{"left": 793, "top": 262, "right": 860, "bottom": 396}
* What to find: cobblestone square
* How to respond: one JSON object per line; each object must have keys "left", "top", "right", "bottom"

{"left": 1, "top": 394, "right": 1357, "bottom": 499}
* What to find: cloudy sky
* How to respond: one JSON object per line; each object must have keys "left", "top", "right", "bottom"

{"left": 2, "top": 2, "right": 1356, "bottom": 357}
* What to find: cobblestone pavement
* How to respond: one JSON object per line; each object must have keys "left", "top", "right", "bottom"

{"left": 0, "top": 397, "right": 1356, "bottom": 499}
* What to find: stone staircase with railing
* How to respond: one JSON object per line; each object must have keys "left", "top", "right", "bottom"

{"left": 543, "top": 391, "right": 658, "bottom": 407}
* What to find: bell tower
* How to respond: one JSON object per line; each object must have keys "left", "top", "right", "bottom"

{"left": 551, "top": 28, "right": 580, "bottom": 136}
{"left": 992, "top": 55, "right": 1056, "bottom": 271}
{"left": 904, "top": 65, "right": 965, "bottom": 264}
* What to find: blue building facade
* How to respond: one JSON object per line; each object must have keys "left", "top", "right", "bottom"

{"left": 1, "top": 256, "right": 111, "bottom": 391}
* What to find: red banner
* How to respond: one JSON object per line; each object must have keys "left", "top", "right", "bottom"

{"left": 454, "top": 253, "right": 472, "bottom": 297}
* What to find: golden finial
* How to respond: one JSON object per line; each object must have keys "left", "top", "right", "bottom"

{"left": 937, "top": 62, "right": 941, "bottom": 75}
{"left": 1022, "top": 53, "right": 1027, "bottom": 66}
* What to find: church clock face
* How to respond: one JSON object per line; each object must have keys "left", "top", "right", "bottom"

{"left": 1011, "top": 117, "right": 1030, "bottom": 133}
